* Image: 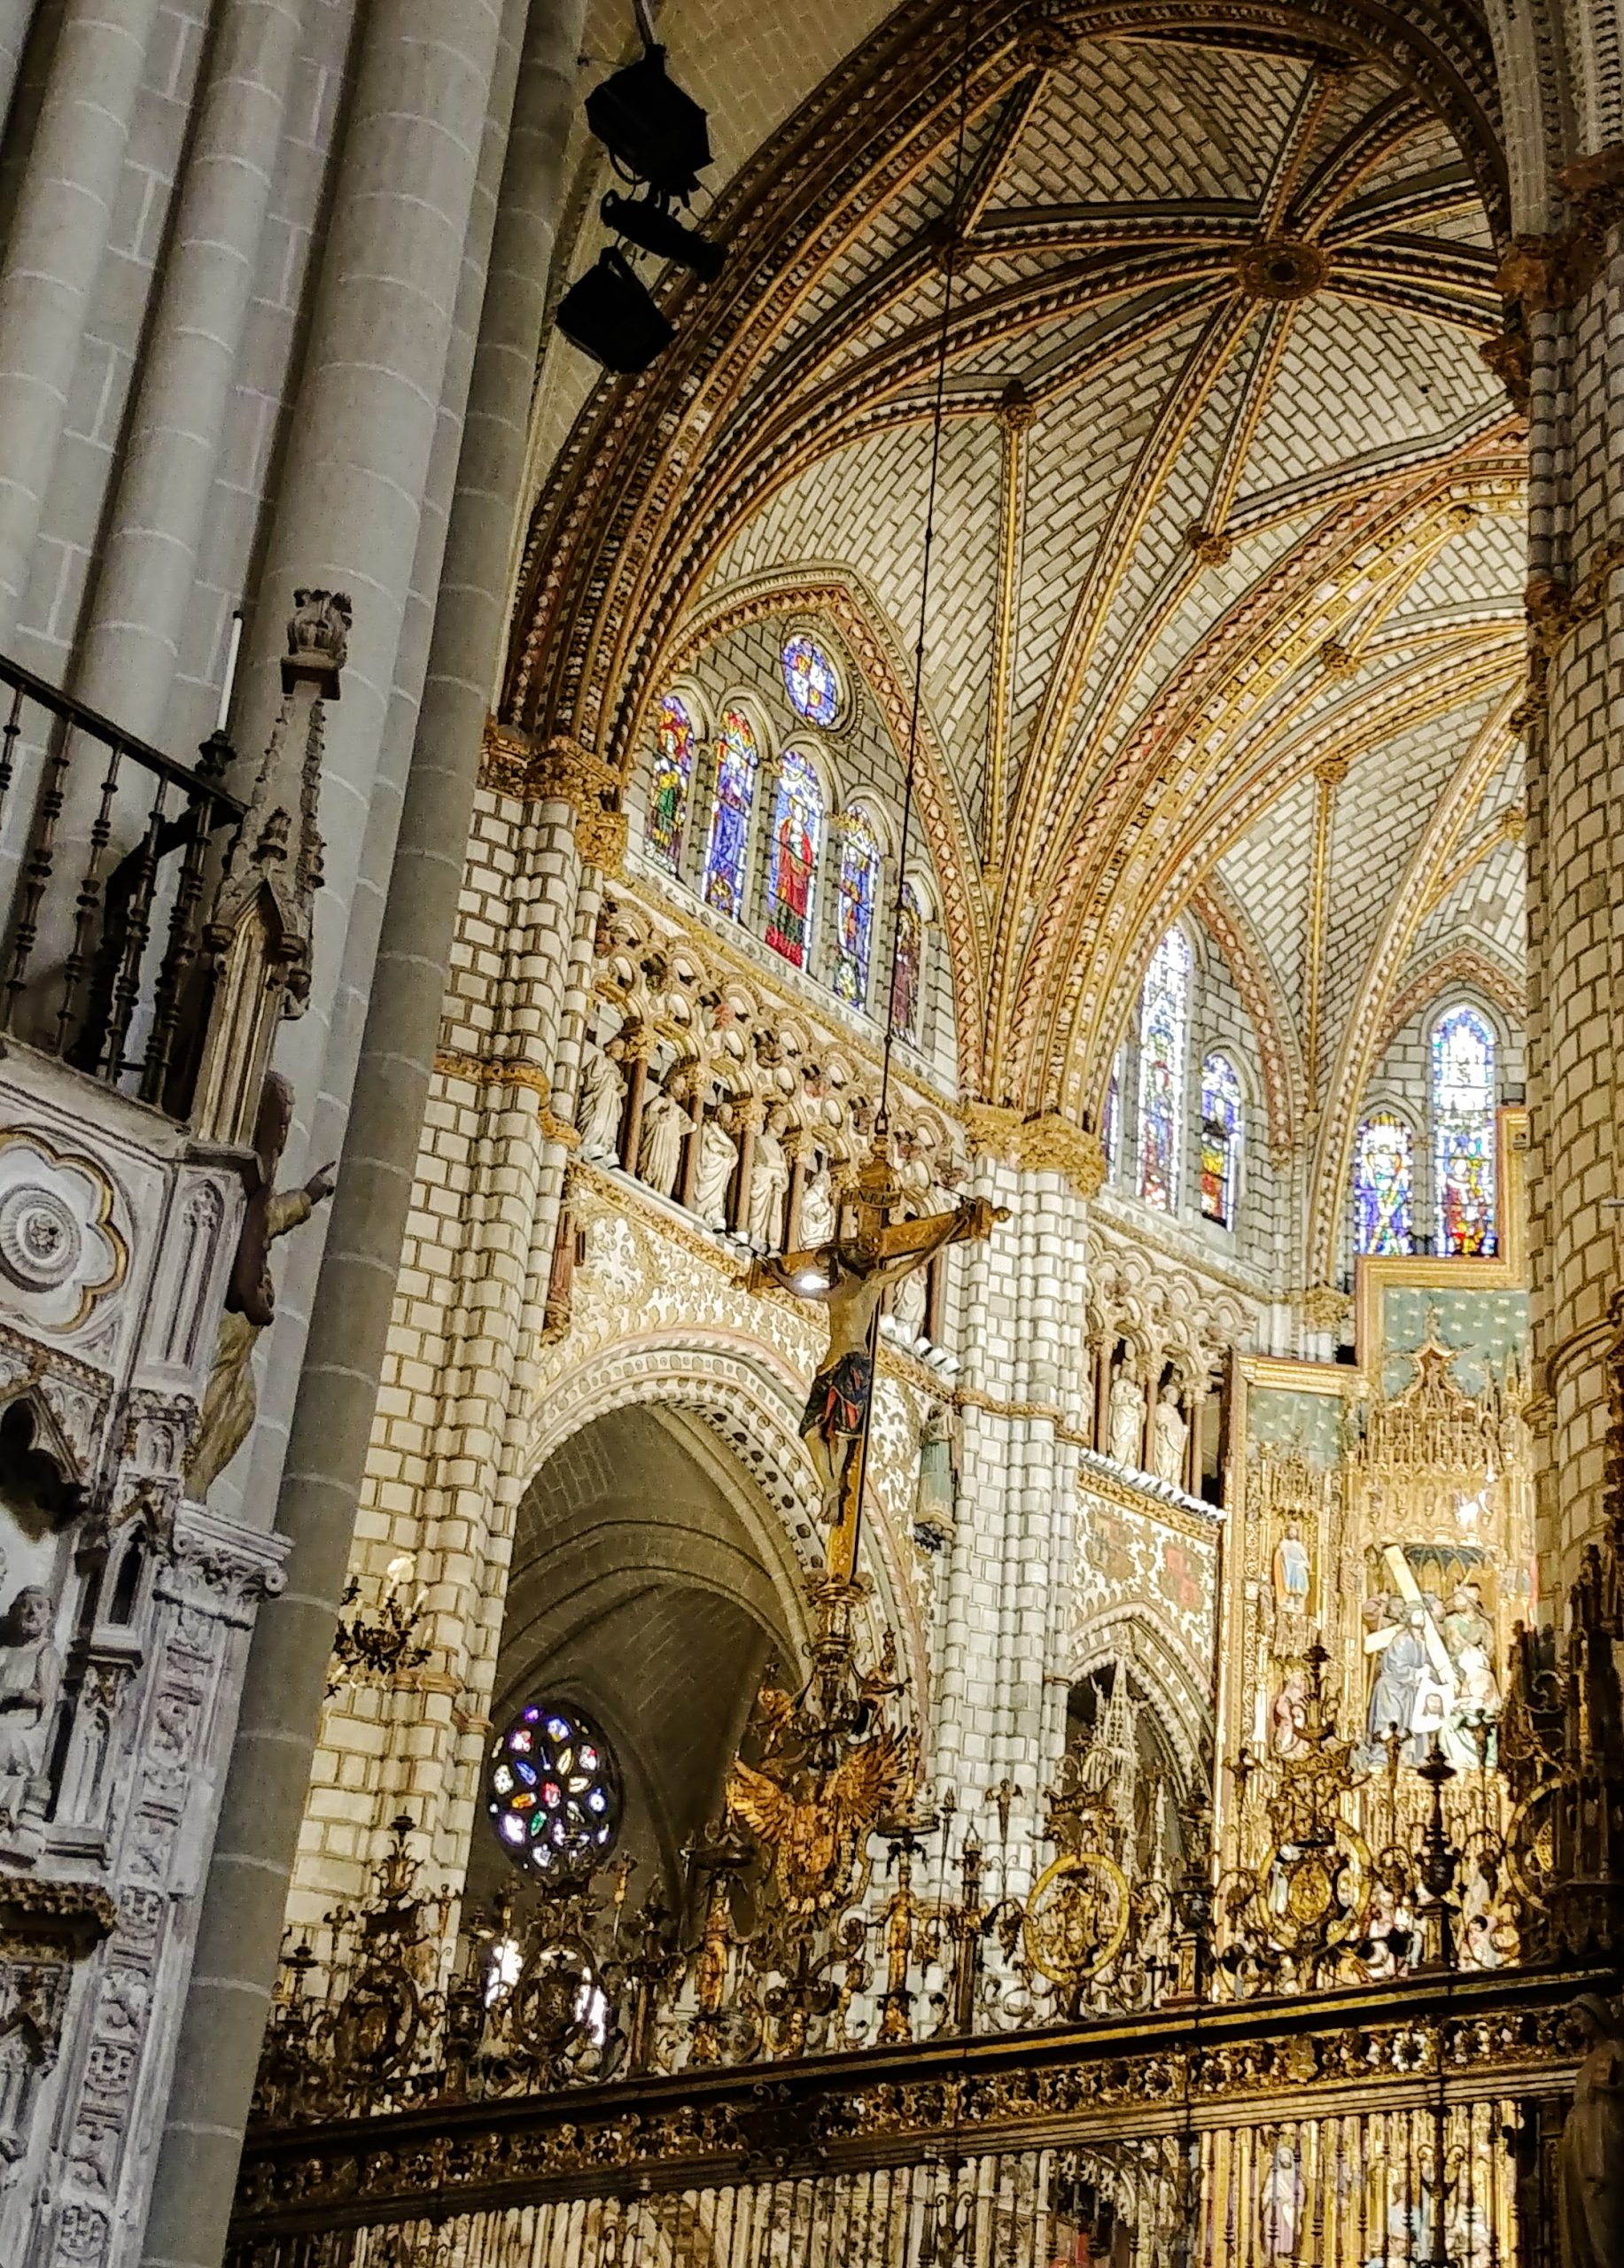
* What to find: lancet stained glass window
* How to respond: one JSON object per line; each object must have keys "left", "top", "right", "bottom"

{"left": 1199, "top": 1053, "right": 1242, "bottom": 1227}
{"left": 703, "top": 707, "right": 758, "bottom": 920}
{"left": 645, "top": 692, "right": 695, "bottom": 872}
{"left": 832, "top": 810, "right": 879, "bottom": 1007}
{"left": 1104, "top": 1053, "right": 1122, "bottom": 1176}
{"left": 890, "top": 880, "right": 922, "bottom": 1042}
{"left": 1353, "top": 1112, "right": 1414, "bottom": 1255}
{"left": 765, "top": 749, "right": 823, "bottom": 969}
{"left": 781, "top": 633, "right": 841, "bottom": 726}
{"left": 1433, "top": 1006, "right": 1497, "bottom": 1255}
{"left": 1137, "top": 927, "right": 1191, "bottom": 1210}
{"left": 486, "top": 1702, "right": 619, "bottom": 1881}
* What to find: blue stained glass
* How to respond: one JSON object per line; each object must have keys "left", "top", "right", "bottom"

{"left": 833, "top": 811, "right": 878, "bottom": 1006}
{"left": 1138, "top": 928, "right": 1191, "bottom": 1210}
{"left": 645, "top": 692, "right": 695, "bottom": 872}
{"left": 1199, "top": 1053, "right": 1242, "bottom": 1227}
{"left": 1433, "top": 1006, "right": 1497, "bottom": 1255}
{"left": 703, "top": 708, "right": 759, "bottom": 920}
{"left": 1353, "top": 1112, "right": 1413, "bottom": 1254}
{"left": 487, "top": 1702, "right": 620, "bottom": 1882}
{"left": 781, "top": 633, "right": 841, "bottom": 726}
{"left": 765, "top": 749, "right": 823, "bottom": 969}
{"left": 890, "top": 881, "right": 922, "bottom": 1042}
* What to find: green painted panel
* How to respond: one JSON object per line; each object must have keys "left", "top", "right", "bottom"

{"left": 1248, "top": 1386, "right": 1344, "bottom": 1468}
{"left": 1379, "top": 1285, "right": 1528, "bottom": 1399}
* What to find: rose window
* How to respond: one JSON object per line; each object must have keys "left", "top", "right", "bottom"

{"left": 486, "top": 1703, "right": 619, "bottom": 1879}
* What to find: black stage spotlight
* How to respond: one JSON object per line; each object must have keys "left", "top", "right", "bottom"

{"left": 556, "top": 248, "right": 675, "bottom": 374}
{"left": 601, "top": 190, "right": 725, "bottom": 281}
{"left": 586, "top": 46, "right": 712, "bottom": 198}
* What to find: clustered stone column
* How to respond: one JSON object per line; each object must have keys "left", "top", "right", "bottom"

{"left": 933, "top": 1114, "right": 1102, "bottom": 1888}
{"left": 1508, "top": 148, "right": 1624, "bottom": 1599}
{"left": 143, "top": 2, "right": 590, "bottom": 2259}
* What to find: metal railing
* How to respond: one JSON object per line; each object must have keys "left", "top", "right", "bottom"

{"left": 226, "top": 1961, "right": 1592, "bottom": 2267}
{"left": 0, "top": 655, "right": 245, "bottom": 1113}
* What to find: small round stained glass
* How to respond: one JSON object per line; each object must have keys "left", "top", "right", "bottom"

{"left": 781, "top": 633, "right": 841, "bottom": 726}
{"left": 486, "top": 1702, "right": 620, "bottom": 1880}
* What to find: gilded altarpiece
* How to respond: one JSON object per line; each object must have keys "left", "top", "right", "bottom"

{"left": 1220, "top": 1116, "right": 1533, "bottom": 1922}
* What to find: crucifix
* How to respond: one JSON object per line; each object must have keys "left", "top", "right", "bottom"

{"left": 748, "top": 1136, "right": 1005, "bottom": 1580}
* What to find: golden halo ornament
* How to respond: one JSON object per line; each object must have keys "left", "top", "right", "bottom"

{"left": 1022, "top": 1850, "right": 1131, "bottom": 1984}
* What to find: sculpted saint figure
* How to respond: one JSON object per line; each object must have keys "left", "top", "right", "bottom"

{"left": 693, "top": 1104, "right": 739, "bottom": 1228}
{"left": 1152, "top": 1382, "right": 1188, "bottom": 1485}
{"left": 636, "top": 1081, "right": 688, "bottom": 1199}
{"left": 186, "top": 1073, "right": 335, "bottom": 1496}
{"left": 747, "top": 1116, "right": 789, "bottom": 1249}
{"left": 1559, "top": 1995, "right": 1624, "bottom": 2268}
{"left": 575, "top": 1036, "right": 626, "bottom": 1158}
{"left": 798, "top": 1159, "right": 835, "bottom": 1245}
{"left": 0, "top": 1586, "right": 63, "bottom": 1825}
{"left": 1108, "top": 1371, "right": 1146, "bottom": 1469}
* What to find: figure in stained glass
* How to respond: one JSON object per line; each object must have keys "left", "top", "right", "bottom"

{"left": 1433, "top": 1006, "right": 1496, "bottom": 1256}
{"left": 781, "top": 632, "right": 841, "bottom": 726}
{"left": 832, "top": 810, "right": 878, "bottom": 1006}
{"left": 703, "top": 706, "right": 759, "bottom": 920}
{"left": 1199, "top": 1052, "right": 1242, "bottom": 1227}
{"left": 765, "top": 749, "right": 823, "bottom": 968}
{"left": 890, "top": 880, "right": 922, "bottom": 1042}
{"left": 645, "top": 691, "right": 695, "bottom": 873}
{"left": 1138, "top": 928, "right": 1191, "bottom": 1210}
{"left": 1354, "top": 1113, "right": 1413, "bottom": 1255}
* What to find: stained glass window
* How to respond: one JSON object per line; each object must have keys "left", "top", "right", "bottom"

{"left": 1353, "top": 1111, "right": 1414, "bottom": 1255}
{"left": 1433, "top": 1006, "right": 1497, "bottom": 1255}
{"left": 703, "top": 706, "right": 758, "bottom": 920}
{"left": 832, "top": 810, "right": 879, "bottom": 1007}
{"left": 781, "top": 633, "right": 841, "bottom": 726}
{"left": 486, "top": 1702, "right": 619, "bottom": 1881}
{"left": 1199, "top": 1053, "right": 1242, "bottom": 1227}
{"left": 1138, "top": 927, "right": 1191, "bottom": 1210}
{"left": 890, "top": 880, "right": 923, "bottom": 1043}
{"left": 765, "top": 749, "right": 823, "bottom": 969}
{"left": 645, "top": 692, "right": 695, "bottom": 873}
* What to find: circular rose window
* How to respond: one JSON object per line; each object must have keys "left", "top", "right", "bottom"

{"left": 486, "top": 1702, "right": 620, "bottom": 1879}
{"left": 781, "top": 632, "right": 842, "bottom": 726}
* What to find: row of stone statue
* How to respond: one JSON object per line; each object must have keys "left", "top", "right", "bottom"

{"left": 577, "top": 1021, "right": 960, "bottom": 1308}
{"left": 1098, "top": 1354, "right": 1205, "bottom": 1493}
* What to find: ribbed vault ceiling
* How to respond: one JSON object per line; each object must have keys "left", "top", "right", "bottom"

{"left": 515, "top": 0, "right": 1526, "bottom": 1193}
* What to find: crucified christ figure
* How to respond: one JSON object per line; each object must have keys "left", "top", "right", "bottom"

{"left": 747, "top": 1147, "right": 1002, "bottom": 1528}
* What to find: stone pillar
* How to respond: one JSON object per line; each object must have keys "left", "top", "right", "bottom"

{"left": 0, "top": 1, "right": 35, "bottom": 143}
{"left": 72, "top": 0, "right": 306, "bottom": 738}
{"left": 0, "top": 0, "right": 164, "bottom": 642}
{"left": 139, "top": 2, "right": 524, "bottom": 2259}
{"left": 1514, "top": 155, "right": 1624, "bottom": 1596}
{"left": 934, "top": 1119, "right": 1095, "bottom": 1888}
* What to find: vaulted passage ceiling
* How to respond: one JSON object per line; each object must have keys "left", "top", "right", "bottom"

{"left": 517, "top": 0, "right": 1525, "bottom": 1184}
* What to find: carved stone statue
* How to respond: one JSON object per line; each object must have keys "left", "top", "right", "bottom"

{"left": 748, "top": 1115, "right": 789, "bottom": 1248}
{"left": 693, "top": 1103, "right": 738, "bottom": 1229}
{"left": 913, "top": 1399, "right": 960, "bottom": 1550}
{"left": 798, "top": 1158, "right": 835, "bottom": 1245}
{"left": 1559, "top": 1994, "right": 1624, "bottom": 2268}
{"left": 185, "top": 1073, "right": 335, "bottom": 1497}
{"left": 0, "top": 1586, "right": 63, "bottom": 1827}
{"left": 636, "top": 1080, "right": 688, "bottom": 1199}
{"left": 576, "top": 1035, "right": 626, "bottom": 1158}
{"left": 890, "top": 1251, "right": 929, "bottom": 1342}
{"left": 1152, "top": 1382, "right": 1188, "bottom": 1486}
{"left": 1108, "top": 1371, "right": 1146, "bottom": 1469}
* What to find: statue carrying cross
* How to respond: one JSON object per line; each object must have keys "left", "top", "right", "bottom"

{"left": 748, "top": 1136, "right": 1005, "bottom": 1577}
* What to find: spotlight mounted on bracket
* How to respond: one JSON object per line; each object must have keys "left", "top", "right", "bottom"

{"left": 555, "top": 18, "right": 726, "bottom": 374}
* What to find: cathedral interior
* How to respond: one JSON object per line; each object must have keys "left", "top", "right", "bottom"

{"left": 0, "top": 0, "right": 1620, "bottom": 2262}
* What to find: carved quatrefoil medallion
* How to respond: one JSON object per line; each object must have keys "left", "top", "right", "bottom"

{"left": 0, "top": 1132, "right": 127, "bottom": 1332}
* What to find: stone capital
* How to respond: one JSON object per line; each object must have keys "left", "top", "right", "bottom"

{"left": 963, "top": 1104, "right": 1107, "bottom": 1195}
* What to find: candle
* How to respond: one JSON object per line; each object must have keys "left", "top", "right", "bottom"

{"left": 215, "top": 608, "right": 244, "bottom": 734}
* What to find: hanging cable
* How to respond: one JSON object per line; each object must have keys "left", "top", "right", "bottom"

{"left": 877, "top": 0, "right": 978, "bottom": 1134}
